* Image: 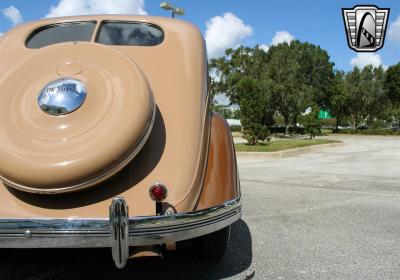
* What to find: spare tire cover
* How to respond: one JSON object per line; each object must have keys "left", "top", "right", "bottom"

{"left": 0, "top": 42, "right": 155, "bottom": 194}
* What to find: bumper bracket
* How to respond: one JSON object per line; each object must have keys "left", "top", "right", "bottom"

{"left": 110, "top": 197, "right": 129, "bottom": 269}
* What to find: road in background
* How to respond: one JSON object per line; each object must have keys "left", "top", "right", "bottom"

{"left": 237, "top": 135, "right": 400, "bottom": 279}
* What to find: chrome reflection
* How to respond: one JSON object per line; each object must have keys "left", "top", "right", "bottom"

{"left": 0, "top": 197, "right": 241, "bottom": 243}
{"left": 110, "top": 197, "right": 129, "bottom": 269}
{"left": 38, "top": 78, "right": 87, "bottom": 116}
{"left": 0, "top": 197, "right": 241, "bottom": 268}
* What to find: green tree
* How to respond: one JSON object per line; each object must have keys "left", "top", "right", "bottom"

{"left": 385, "top": 63, "right": 400, "bottom": 130}
{"left": 329, "top": 70, "right": 351, "bottom": 131}
{"left": 210, "top": 47, "right": 264, "bottom": 104}
{"left": 266, "top": 41, "right": 334, "bottom": 134}
{"left": 390, "top": 106, "right": 400, "bottom": 130}
{"left": 232, "top": 108, "right": 241, "bottom": 119}
{"left": 210, "top": 41, "right": 334, "bottom": 139}
{"left": 362, "top": 65, "right": 386, "bottom": 125}
{"left": 385, "top": 63, "right": 400, "bottom": 106}
{"left": 237, "top": 76, "right": 271, "bottom": 144}
{"left": 346, "top": 67, "right": 364, "bottom": 128}
{"left": 303, "top": 106, "right": 321, "bottom": 139}
{"left": 210, "top": 46, "right": 274, "bottom": 144}
{"left": 295, "top": 42, "right": 335, "bottom": 109}
{"left": 345, "top": 65, "right": 386, "bottom": 128}
{"left": 266, "top": 42, "right": 303, "bottom": 134}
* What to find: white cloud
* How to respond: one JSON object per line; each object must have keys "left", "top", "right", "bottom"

{"left": 271, "top": 30, "right": 294, "bottom": 46}
{"left": 257, "top": 30, "right": 295, "bottom": 53}
{"left": 1, "top": 6, "right": 23, "bottom": 26}
{"left": 205, "top": 12, "right": 253, "bottom": 59}
{"left": 0, "top": 33, "right": 3, "bottom": 37}
{"left": 350, "top": 53, "right": 384, "bottom": 68}
{"left": 46, "top": 0, "right": 147, "bottom": 18}
{"left": 258, "top": 44, "right": 269, "bottom": 52}
{"left": 388, "top": 15, "right": 400, "bottom": 43}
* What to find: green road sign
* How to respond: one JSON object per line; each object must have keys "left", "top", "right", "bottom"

{"left": 319, "top": 110, "right": 333, "bottom": 119}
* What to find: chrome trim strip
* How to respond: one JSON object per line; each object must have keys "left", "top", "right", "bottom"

{"left": 0, "top": 197, "right": 241, "bottom": 248}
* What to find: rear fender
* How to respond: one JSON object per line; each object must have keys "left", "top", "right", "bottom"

{"left": 195, "top": 113, "right": 240, "bottom": 210}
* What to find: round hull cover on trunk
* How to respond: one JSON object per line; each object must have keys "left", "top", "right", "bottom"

{"left": 0, "top": 43, "right": 155, "bottom": 194}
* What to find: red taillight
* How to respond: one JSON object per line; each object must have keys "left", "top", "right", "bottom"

{"left": 149, "top": 183, "right": 168, "bottom": 202}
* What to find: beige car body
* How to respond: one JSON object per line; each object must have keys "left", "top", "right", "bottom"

{"left": 0, "top": 15, "right": 241, "bottom": 268}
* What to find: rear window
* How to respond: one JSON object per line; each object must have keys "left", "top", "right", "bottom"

{"left": 96, "top": 21, "right": 164, "bottom": 46}
{"left": 26, "top": 21, "right": 96, "bottom": 49}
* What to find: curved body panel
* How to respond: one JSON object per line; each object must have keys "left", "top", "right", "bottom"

{"left": 0, "top": 15, "right": 240, "bottom": 268}
{"left": 0, "top": 42, "right": 155, "bottom": 193}
{"left": 196, "top": 113, "right": 240, "bottom": 210}
{"left": 0, "top": 15, "right": 211, "bottom": 216}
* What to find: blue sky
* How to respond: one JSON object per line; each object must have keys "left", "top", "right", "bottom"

{"left": 0, "top": 0, "right": 399, "bottom": 71}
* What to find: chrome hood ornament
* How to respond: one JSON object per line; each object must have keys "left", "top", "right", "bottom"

{"left": 38, "top": 78, "right": 87, "bottom": 116}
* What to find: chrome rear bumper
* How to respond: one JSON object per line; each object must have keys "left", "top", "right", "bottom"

{"left": 0, "top": 197, "right": 241, "bottom": 268}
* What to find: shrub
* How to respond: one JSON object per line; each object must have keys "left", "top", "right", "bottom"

{"left": 369, "top": 119, "right": 389, "bottom": 129}
{"left": 338, "top": 128, "right": 400, "bottom": 135}
{"left": 320, "top": 118, "right": 336, "bottom": 127}
{"left": 242, "top": 122, "right": 271, "bottom": 145}
{"left": 269, "top": 126, "right": 305, "bottom": 135}
{"left": 303, "top": 107, "right": 322, "bottom": 139}
{"left": 230, "top": 125, "right": 242, "bottom": 132}
{"left": 273, "top": 113, "right": 285, "bottom": 125}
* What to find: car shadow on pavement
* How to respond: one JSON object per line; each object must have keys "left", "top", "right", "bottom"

{"left": 0, "top": 219, "right": 252, "bottom": 280}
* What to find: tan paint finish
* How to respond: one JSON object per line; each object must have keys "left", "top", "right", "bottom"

{"left": 0, "top": 16, "right": 238, "bottom": 219}
{"left": 196, "top": 113, "right": 239, "bottom": 210}
{"left": 0, "top": 43, "right": 154, "bottom": 192}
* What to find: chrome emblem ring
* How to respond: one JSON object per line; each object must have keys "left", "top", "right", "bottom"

{"left": 38, "top": 78, "right": 87, "bottom": 116}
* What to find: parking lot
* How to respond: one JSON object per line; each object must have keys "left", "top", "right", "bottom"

{"left": 1, "top": 135, "right": 400, "bottom": 279}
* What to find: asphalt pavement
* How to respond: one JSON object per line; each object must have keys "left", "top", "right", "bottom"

{"left": 1, "top": 135, "right": 400, "bottom": 280}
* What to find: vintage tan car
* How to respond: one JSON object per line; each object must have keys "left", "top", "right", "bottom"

{"left": 0, "top": 15, "right": 241, "bottom": 268}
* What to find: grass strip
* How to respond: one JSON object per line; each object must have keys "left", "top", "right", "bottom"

{"left": 235, "top": 139, "right": 341, "bottom": 152}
